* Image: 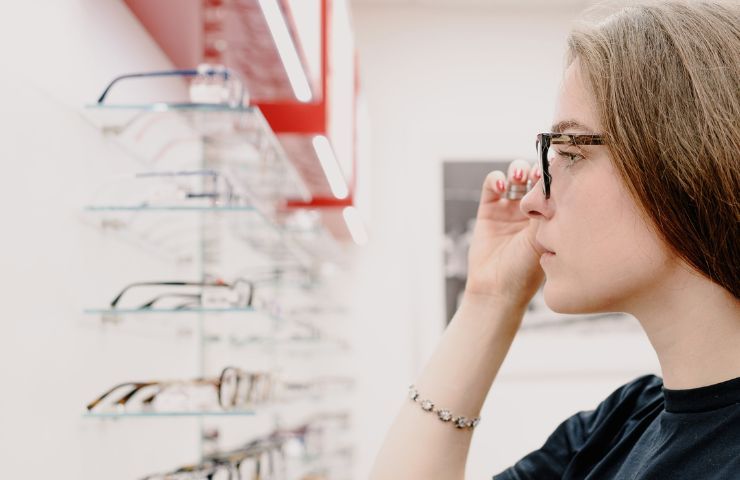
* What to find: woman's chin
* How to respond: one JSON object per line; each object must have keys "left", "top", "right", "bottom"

{"left": 543, "top": 281, "right": 597, "bottom": 315}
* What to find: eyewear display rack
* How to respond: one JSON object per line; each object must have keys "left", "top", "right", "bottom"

{"left": 80, "top": 101, "right": 356, "bottom": 480}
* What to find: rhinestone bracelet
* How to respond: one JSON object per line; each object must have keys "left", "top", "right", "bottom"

{"left": 408, "top": 385, "right": 481, "bottom": 430}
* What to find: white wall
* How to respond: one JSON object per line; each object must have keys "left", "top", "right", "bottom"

{"left": 349, "top": 3, "right": 660, "bottom": 478}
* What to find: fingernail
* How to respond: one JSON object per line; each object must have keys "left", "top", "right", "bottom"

{"left": 514, "top": 169, "right": 523, "bottom": 181}
{"left": 496, "top": 179, "right": 506, "bottom": 192}
{"left": 533, "top": 168, "right": 541, "bottom": 179}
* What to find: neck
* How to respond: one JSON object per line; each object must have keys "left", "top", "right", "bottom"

{"left": 629, "top": 266, "right": 740, "bottom": 390}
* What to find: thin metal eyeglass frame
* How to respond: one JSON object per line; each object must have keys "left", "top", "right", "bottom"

{"left": 135, "top": 169, "right": 242, "bottom": 206}
{"left": 96, "top": 67, "right": 246, "bottom": 106}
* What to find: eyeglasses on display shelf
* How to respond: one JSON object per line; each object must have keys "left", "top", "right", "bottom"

{"left": 86, "top": 368, "right": 355, "bottom": 417}
{"left": 85, "top": 367, "right": 273, "bottom": 415}
{"left": 97, "top": 64, "right": 249, "bottom": 108}
{"left": 133, "top": 169, "right": 247, "bottom": 208}
{"left": 82, "top": 172, "right": 317, "bottom": 270}
{"left": 88, "top": 275, "right": 298, "bottom": 318}
{"left": 88, "top": 65, "right": 255, "bottom": 160}
{"left": 83, "top": 276, "right": 330, "bottom": 338}
{"left": 86, "top": 169, "right": 251, "bottom": 211}
{"left": 81, "top": 59, "right": 354, "bottom": 478}
{"left": 142, "top": 420, "right": 355, "bottom": 480}
{"left": 85, "top": 66, "right": 311, "bottom": 203}
{"left": 110, "top": 278, "right": 254, "bottom": 311}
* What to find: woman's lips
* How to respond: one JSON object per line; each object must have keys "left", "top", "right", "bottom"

{"left": 540, "top": 252, "right": 555, "bottom": 263}
{"left": 535, "top": 239, "right": 555, "bottom": 255}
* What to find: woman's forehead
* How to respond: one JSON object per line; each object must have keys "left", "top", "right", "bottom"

{"left": 553, "top": 60, "right": 603, "bottom": 134}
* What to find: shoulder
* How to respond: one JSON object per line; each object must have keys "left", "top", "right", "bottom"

{"left": 576, "top": 374, "right": 664, "bottom": 434}
{"left": 614, "top": 374, "right": 663, "bottom": 401}
{"left": 600, "top": 374, "right": 664, "bottom": 411}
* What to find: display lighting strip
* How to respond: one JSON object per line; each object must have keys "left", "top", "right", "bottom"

{"left": 342, "top": 206, "right": 368, "bottom": 245}
{"left": 258, "top": 0, "right": 313, "bottom": 103}
{"left": 312, "top": 135, "right": 349, "bottom": 200}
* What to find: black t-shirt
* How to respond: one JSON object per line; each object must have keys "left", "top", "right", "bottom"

{"left": 492, "top": 374, "right": 740, "bottom": 479}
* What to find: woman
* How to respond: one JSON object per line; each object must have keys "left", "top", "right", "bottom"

{"left": 369, "top": 1, "right": 739, "bottom": 478}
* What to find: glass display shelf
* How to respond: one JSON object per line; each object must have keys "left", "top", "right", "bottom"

{"left": 82, "top": 396, "right": 351, "bottom": 420}
{"left": 204, "top": 335, "right": 349, "bottom": 347}
{"left": 83, "top": 410, "right": 256, "bottom": 419}
{"left": 82, "top": 102, "right": 311, "bottom": 203}
{"left": 84, "top": 306, "right": 258, "bottom": 315}
{"left": 87, "top": 102, "right": 257, "bottom": 113}
{"left": 83, "top": 306, "right": 283, "bottom": 327}
{"left": 80, "top": 197, "right": 324, "bottom": 269}
{"left": 84, "top": 205, "right": 258, "bottom": 212}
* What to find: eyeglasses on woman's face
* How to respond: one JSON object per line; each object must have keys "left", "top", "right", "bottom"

{"left": 535, "top": 132, "right": 605, "bottom": 199}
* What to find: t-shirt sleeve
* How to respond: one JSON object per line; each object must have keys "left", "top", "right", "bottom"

{"left": 491, "top": 375, "right": 661, "bottom": 480}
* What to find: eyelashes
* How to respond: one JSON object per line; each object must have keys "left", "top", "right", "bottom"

{"left": 553, "top": 149, "right": 586, "bottom": 168}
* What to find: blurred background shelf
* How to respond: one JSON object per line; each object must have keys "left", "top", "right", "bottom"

{"left": 83, "top": 410, "right": 257, "bottom": 419}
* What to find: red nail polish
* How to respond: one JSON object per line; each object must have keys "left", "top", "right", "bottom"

{"left": 496, "top": 179, "right": 505, "bottom": 192}
{"left": 534, "top": 168, "right": 541, "bottom": 179}
{"left": 514, "top": 169, "right": 523, "bottom": 181}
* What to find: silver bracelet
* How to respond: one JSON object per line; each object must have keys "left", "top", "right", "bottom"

{"left": 408, "top": 385, "right": 481, "bottom": 430}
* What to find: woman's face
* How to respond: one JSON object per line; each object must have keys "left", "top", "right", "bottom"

{"left": 520, "top": 60, "right": 675, "bottom": 315}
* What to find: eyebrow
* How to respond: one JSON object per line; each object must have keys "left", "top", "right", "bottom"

{"left": 550, "top": 119, "right": 597, "bottom": 133}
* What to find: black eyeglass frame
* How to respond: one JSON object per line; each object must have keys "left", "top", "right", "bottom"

{"left": 109, "top": 279, "right": 255, "bottom": 311}
{"left": 535, "top": 133, "right": 605, "bottom": 199}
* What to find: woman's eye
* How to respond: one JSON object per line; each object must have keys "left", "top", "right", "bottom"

{"left": 553, "top": 149, "right": 585, "bottom": 167}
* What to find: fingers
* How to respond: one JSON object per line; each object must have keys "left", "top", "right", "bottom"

{"left": 479, "top": 170, "right": 508, "bottom": 205}
{"left": 527, "top": 160, "right": 542, "bottom": 185}
{"left": 507, "top": 159, "right": 532, "bottom": 187}
{"left": 479, "top": 159, "right": 539, "bottom": 206}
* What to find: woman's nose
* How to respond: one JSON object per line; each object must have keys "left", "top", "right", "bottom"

{"left": 520, "top": 174, "right": 551, "bottom": 219}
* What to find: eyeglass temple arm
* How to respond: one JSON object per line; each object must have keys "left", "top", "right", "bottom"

{"left": 153, "top": 282, "right": 253, "bottom": 309}
{"left": 97, "top": 69, "right": 199, "bottom": 104}
{"left": 114, "top": 382, "right": 162, "bottom": 407}
{"left": 96, "top": 67, "right": 244, "bottom": 105}
{"left": 86, "top": 382, "right": 151, "bottom": 411}
{"left": 110, "top": 282, "right": 220, "bottom": 308}
{"left": 139, "top": 292, "right": 202, "bottom": 310}
{"left": 135, "top": 169, "right": 219, "bottom": 179}
{"left": 110, "top": 281, "right": 192, "bottom": 308}
{"left": 115, "top": 377, "right": 220, "bottom": 408}
{"left": 135, "top": 169, "right": 241, "bottom": 203}
{"left": 87, "top": 375, "right": 222, "bottom": 412}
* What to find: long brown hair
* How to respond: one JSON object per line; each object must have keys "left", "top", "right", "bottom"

{"left": 567, "top": 1, "right": 740, "bottom": 298}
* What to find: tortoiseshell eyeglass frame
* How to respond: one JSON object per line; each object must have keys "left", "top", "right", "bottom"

{"left": 85, "top": 366, "right": 273, "bottom": 412}
{"left": 535, "top": 133, "right": 605, "bottom": 199}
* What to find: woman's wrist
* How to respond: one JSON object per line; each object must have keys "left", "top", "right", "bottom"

{"left": 460, "top": 289, "right": 529, "bottom": 315}
{"left": 455, "top": 290, "right": 528, "bottom": 338}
